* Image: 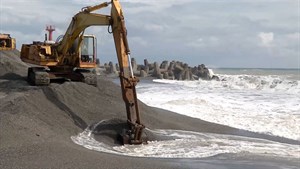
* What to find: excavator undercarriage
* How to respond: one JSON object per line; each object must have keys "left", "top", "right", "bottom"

{"left": 27, "top": 67, "right": 97, "bottom": 86}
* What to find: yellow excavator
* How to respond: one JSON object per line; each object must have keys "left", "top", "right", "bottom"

{"left": 20, "top": 0, "right": 145, "bottom": 144}
{"left": 0, "top": 34, "right": 16, "bottom": 50}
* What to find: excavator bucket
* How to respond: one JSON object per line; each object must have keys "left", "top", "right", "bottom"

{"left": 0, "top": 34, "right": 16, "bottom": 50}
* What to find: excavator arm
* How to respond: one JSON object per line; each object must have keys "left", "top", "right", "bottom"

{"left": 111, "top": 0, "right": 145, "bottom": 144}
{"left": 56, "top": 2, "right": 111, "bottom": 65}
{"left": 59, "top": 0, "right": 145, "bottom": 144}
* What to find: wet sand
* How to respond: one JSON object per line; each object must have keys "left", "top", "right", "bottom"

{"left": 0, "top": 50, "right": 299, "bottom": 169}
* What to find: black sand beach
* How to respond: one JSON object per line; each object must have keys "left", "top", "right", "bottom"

{"left": 0, "top": 50, "right": 299, "bottom": 169}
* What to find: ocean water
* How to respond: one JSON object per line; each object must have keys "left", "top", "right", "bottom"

{"left": 71, "top": 68, "right": 300, "bottom": 159}
{"left": 136, "top": 68, "right": 300, "bottom": 141}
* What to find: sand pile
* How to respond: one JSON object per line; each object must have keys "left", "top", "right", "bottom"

{"left": 0, "top": 50, "right": 28, "bottom": 77}
{"left": 0, "top": 50, "right": 230, "bottom": 146}
{"left": 1, "top": 50, "right": 299, "bottom": 168}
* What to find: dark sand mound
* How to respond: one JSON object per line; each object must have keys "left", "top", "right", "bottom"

{"left": 0, "top": 50, "right": 28, "bottom": 77}
{"left": 0, "top": 50, "right": 299, "bottom": 169}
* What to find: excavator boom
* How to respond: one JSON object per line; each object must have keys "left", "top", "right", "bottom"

{"left": 57, "top": 5, "right": 111, "bottom": 59}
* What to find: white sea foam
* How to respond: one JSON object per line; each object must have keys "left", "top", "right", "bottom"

{"left": 136, "top": 74, "right": 300, "bottom": 141}
{"left": 71, "top": 127, "right": 300, "bottom": 158}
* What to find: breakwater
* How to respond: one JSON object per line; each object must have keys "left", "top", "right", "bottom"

{"left": 100, "top": 58, "right": 219, "bottom": 81}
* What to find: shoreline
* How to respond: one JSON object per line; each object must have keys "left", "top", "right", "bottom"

{"left": 0, "top": 51, "right": 299, "bottom": 169}
{"left": 0, "top": 75, "right": 299, "bottom": 169}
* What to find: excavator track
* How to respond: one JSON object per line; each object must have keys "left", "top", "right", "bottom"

{"left": 81, "top": 72, "right": 97, "bottom": 86}
{"left": 75, "top": 69, "right": 97, "bottom": 86}
{"left": 27, "top": 67, "right": 97, "bottom": 86}
{"left": 27, "top": 67, "right": 50, "bottom": 86}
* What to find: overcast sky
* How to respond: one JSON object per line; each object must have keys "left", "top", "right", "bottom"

{"left": 0, "top": 0, "right": 299, "bottom": 68}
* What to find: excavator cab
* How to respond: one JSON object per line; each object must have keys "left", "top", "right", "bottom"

{"left": 79, "top": 35, "right": 96, "bottom": 67}
{"left": 0, "top": 34, "right": 16, "bottom": 50}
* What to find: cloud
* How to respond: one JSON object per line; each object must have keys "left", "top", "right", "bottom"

{"left": 187, "top": 36, "right": 220, "bottom": 48}
{"left": 130, "top": 37, "right": 148, "bottom": 46}
{"left": 144, "top": 24, "right": 164, "bottom": 32}
{"left": 0, "top": 0, "right": 298, "bottom": 68}
{"left": 258, "top": 32, "right": 274, "bottom": 47}
{"left": 286, "top": 32, "right": 300, "bottom": 40}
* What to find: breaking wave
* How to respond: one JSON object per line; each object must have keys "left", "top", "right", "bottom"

{"left": 136, "top": 74, "right": 300, "bottom": 141}
{"left": 218, "top": 74, "right": 299, "bottom": 93}
{"left": 153, "top": 74, "right": 300, "bottom": 94}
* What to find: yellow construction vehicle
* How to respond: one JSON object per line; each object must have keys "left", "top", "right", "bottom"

{"left": 20, "top": 0, "right": 145, "bottom": 144}
{"left": 0, "top": 34, "right": 16, "bottom": 50}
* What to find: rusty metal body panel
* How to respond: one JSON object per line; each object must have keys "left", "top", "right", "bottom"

{"left": 21, "top": 35, "right": 97, "bottom": 69}
{"left": 111, "top": 0, "right": 145, "bottom": 144}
